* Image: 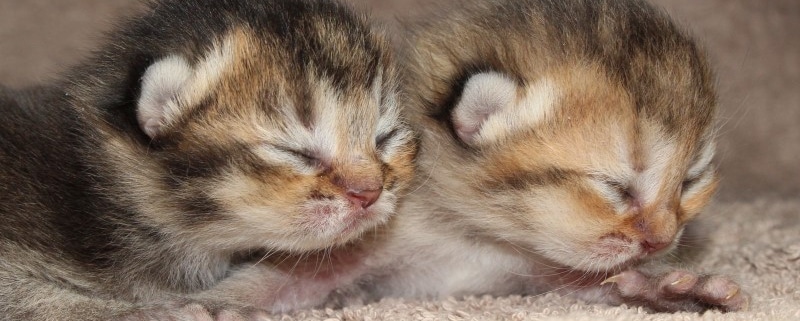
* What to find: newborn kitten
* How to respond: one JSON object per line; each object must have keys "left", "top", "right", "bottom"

{"left": 328, "top": 0, "right": 747, "bottom": 313}
{"left": 0, "top": 0, "right": 416, "bottom": 320}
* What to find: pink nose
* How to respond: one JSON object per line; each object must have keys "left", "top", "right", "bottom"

{"left": 346, "top": 188, "right": 382, "bottom": 209}
{"left": 641, "top": 239, "right": 671, "bottom": 254}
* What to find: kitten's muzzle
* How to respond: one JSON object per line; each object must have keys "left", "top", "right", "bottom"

{"left": 332, "top": 173, "right": 383, "bottom": 209}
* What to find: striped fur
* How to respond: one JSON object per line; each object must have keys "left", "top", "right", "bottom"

{"left": 0, "top": 0, "right": 416, "bottom": 319}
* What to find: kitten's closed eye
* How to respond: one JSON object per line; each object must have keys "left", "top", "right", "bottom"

{"left": 375, "top": 125, "right": 416, "bottom": 161}
{"left": 682, "top": 176, "right": 700, "bottom": 191}
{"left": 274, "top": 146, "right": 323, "bottom": 168}
{"left": 590, "top": 175, "right": 640, "bottom": 213}
{"left": 681, "top": 166, "right": 714, "bottom": 195}
{"left": 602, "top": 178, "right": 636, "bottom": 202}
{"left": 259, "top": 144, "right": 327, "bottom": 173}
{"left": 376, "top": 128, "right": 400, "bottom": 151}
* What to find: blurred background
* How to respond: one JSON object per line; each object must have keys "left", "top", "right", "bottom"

{"left": 1, "top": 0, "right": 797, "bottom": 201}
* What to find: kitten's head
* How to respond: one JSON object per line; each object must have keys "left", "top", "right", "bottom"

{"left": 406, "top": 0, "right": 716, "bottom": 271}
{"left": 80, "top": 0, "right": 417, "bottom": 253}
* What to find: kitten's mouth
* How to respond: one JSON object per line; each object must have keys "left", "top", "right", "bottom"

{"left": 579, "top": 232, "right": 678, "bottom": 271}
{"left": 555, "top": 239, "right": 651, "bottom": 272}
{"left": 577, "top": 244, "right": 677, "bottom": 273}
{"left": 308, "top": 203, "right": 383, "bottom": 239}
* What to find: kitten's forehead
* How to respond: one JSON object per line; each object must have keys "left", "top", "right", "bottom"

{"left": 304, "top": 77, "right": 383, "bottom": 159}
{"left": 162, "top": 23, "right": 393, "bottom": 149}
{"left": 263, "top": 68, "right": 392, "bottom": 165}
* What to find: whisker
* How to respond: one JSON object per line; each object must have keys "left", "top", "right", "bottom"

{"left": 397, "top": 139, "right": 442, "bottom": 197}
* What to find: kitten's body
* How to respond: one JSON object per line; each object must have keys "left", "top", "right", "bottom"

{"left": 0, "top": 1, "right": 416, "bottom": 320}
{"left": 328, "top": 0, "right": 747, "bottom": 312}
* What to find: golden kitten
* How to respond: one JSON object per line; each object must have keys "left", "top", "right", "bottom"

{"left": 326, "top": 0, "right": 747, "bottom": 313}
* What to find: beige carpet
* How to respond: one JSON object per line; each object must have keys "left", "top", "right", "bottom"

{"left": 1, "top": 0, "right": 798, "bottom": 320}
{"left": 277, "top": 199, "right": 800, "bottom": 320}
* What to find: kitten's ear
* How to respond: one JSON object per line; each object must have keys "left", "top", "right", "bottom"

{"left": 452, "top": 72, "right": 517, "bottom": 145}
{"left": 136, "top": 55, "right": 193, "bottom": 138}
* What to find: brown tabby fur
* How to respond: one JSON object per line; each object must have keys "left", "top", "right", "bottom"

{"left": 0, "top": 0, "right": 416, "bottom": 319}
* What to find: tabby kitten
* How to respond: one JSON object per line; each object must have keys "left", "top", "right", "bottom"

{"left": 328, "top": 0, "right": 747, "bottom": 313}
{"left": 0, "top": 0, "right": 416, "bottom": 320}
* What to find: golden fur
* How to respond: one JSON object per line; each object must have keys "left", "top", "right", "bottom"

{"left": 397, "top": 0, "right": 718, "bottom": 271}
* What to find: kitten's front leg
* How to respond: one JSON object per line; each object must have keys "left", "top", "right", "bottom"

{"left": 264, "top": 247, "right": 369, "bottom": 313}
{"left": 193, "top": 248, "right": 366, "bottom": 314}
{"left": 116, "top": 265, "right": 307, "bottom": 320}
{"left": 601, "top": 269, "right": 750, "bottom": 312}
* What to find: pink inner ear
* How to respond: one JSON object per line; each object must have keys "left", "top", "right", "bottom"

{"left": 137, "top": 94, "right": 170, "bottom": 139}
{"left": 137, "top": 93, "right": 171, "bottom": 139}
{"left": 139, "top": 116, "right": 163, "bottom": 139}
{"left": 454, "top": 123, "right": 479, "bottom": 143}
{"left": 453, "top": 110, "right": 491, "bottom": 144}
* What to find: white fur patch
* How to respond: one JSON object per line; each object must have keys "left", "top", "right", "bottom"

{"left": 136, "top": 36, "right": 235, "bottom": 138}
{"left": 310, "top": 79, "right": 342, "bottom": 163}
{"left": 184, "top": 39, "right": 235, "bottom": 104}
{"left": 634, "top": 126, "right": 677, "bottom": 205}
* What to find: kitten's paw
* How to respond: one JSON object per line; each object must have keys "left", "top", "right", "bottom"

{"left": 603, "top": 269, "right": 749, "bottom": 312}
{"left": 117, "top": 302, "right": 271, "bottom": 321}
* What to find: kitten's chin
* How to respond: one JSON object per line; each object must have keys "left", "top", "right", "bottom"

{"left": 546, "top": 253, "right": 640, "bottom": 274}
{"left": 293, "top": 197, "right": 395, "bottom": 251}
{"left": 560, "top": 240, "right": 678, "bottom": 273}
